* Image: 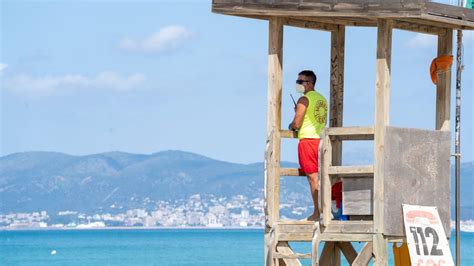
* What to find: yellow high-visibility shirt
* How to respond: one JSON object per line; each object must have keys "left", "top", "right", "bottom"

{"left": 298, "top": 90, "right": 328, "bottom": 139}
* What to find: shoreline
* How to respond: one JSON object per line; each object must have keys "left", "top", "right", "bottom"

{"left": 0, "top": 226, "right": 265, "bottom": 231}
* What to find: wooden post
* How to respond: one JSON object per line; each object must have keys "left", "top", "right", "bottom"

{"left": 265, "top": 16, "right": 284, "bottom": 266}
{"left": 436, "top": 29, "right": 453, "bottom": 131}
{"left": 373, "top": 18, "right": 392, "bottom": 266}
{"left": 321, "top": 132, "right": 333, "bottom": 226}
{"left": 329, "top": 25, "right": 345, "bottom": 167}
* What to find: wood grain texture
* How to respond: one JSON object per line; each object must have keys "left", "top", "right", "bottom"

{"left": 265, "top": 17, "right": 284, "bottom": 266}
{"left": 436, "top": 29, "right": 453, "bottom": 131}
{"left": 372, "top": 18, "right": 392, "bottom": 266}
{"left": 330, "top": 25, "right": 345, "bottom": 168}
{"left": 336, "top": 242, "right": 357, "bottom": 264}
{"left": 352, "top": 242, "right": 373, "bottom": 265}
{"left": 212, "top": 0, "right": 474, "bottom": 29}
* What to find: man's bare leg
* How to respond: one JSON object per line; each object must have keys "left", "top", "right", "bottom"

{"left": 306, "top": 172, "right": 320, "bottom": 221}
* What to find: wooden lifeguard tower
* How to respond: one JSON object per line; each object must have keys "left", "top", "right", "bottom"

{"left": 212, "top": 1, "right": 473, "bottom": 265}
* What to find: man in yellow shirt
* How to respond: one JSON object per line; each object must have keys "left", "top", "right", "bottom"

{"left": 289, "top": 70, "right": 328, "bottom": 221}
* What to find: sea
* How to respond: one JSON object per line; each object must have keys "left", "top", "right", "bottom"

{"left": 1, "top": 229, "right": 473, "bottom": 266}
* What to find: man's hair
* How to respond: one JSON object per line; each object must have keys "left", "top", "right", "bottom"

{"left": 298, "top": 70, "right": 317, "bottom": 84}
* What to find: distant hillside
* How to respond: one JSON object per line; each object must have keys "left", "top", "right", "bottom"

{"left": 0, "top": 151, "right": 308, "bottom": 215}
{"left": 0, "top": 150, "right": 472, "bottom": 219}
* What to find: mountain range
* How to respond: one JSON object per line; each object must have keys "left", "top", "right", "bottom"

{"left": 0, "top": 150, "right": 472, "bottom": 219}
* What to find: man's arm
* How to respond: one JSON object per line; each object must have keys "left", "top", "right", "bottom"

{"left": 290, "top": 96, "right": 309, "bottom": 131}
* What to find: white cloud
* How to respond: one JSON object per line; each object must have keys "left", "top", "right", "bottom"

{"left": 407, "top": 33, "right": 437, "bottom": 48}
{"left": 2, "top": 71, "right": 146, "bottom": 96}
{"left": 0, "top": 63, "right": 7, "bottom": 76}
{"left": 119, "top": 25, "right": 193, "bottom": 53}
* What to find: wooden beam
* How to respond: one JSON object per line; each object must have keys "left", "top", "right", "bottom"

{"left": 265, "top": 16, "right": 284, "bottom": 266}
{"left": 212, "top": 1, "right": 425, "bottom": 19}
{"left": 276, "top": 242, "right": 304, "bottom": 266}
{"left": 420, "top": 13, "right": 474, "bottom": 29}
{"left": 328, "top": 165, "right": 374, "bottom": 177}
{"left": 337, "top": 242, "right": 358, "bottom": 264}
{"left": 373, "top": 18, "right": 392, "bottom": 266}
{"left": 274, "top": 252, "right": 311, "bottom": 260}
{"left": 318, "top": 233, "right": 374, "bottom": 242}
{"left": 284, "top": 17, "right": 337, "bottom": 32}
{"left": 393, "top": 19, "right": 443, "bottom": 35}
{"left": 319, "top": 242, "right": 335, "bottom": 266}
{"left": 330, "top": 25, "right": 345, "bottom": 167}
{"left": 282, "top": 127, "right": 374, "bottom": 140}
{"left": 352, "top": 242, "right": 373, "bottom": 266}
{"left": 321, "top": 132, "right": 333, "bottom": 227}
{"left": 424, "top": 2, "right": 474, "bottom": 23}
{"left": 277, "top": 221, "right": 314, "bottom": 241}
{"left": 435, "top": 28, "right": 453, "bottom": 131}
{"left": 334, "top": 244, "right": 342, "bottom": 266}
{"left": 325, "top": 126, "right": 374, "bottom": 137}
{"left": 299, "top": 16, "right": 376, "bottom": 27}
{"left": 280, "top": 129, "right": 298, "bottom": 139}
{"left": 280, "top": 168, "right": 305, "bottom": 177}
{"left": 322, "top": 220, "right": 374, "bottom": 234}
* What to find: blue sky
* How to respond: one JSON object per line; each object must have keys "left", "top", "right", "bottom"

{"left": 0, "top": 0, "right": 473, "bottom": 163}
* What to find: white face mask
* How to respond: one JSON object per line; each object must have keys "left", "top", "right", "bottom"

{"left": 295, "top": 84, "right": 305, "bottom": 94}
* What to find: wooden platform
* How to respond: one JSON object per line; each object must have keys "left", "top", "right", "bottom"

{"left": 213, "top": 0, "right": 474, "bottom": 31}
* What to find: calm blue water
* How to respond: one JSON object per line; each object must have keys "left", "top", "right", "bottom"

{"left": 1, "top": 229, "right": 473, "bottom": 265}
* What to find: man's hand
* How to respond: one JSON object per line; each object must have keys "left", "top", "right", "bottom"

{"left": 288, "top": 122, "right": 296, "bottom": 132}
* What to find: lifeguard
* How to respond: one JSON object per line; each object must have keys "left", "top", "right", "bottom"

{"left": 289, "top": 70, "right": 328, "bottom": 221}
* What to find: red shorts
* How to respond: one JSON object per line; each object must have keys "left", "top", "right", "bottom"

{"left": 298, "top": 138, "right": 320, "bottom": 174}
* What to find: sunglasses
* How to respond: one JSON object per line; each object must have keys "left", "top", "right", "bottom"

{"left": 296, "top": 79, "right": 312, "bottom": 84}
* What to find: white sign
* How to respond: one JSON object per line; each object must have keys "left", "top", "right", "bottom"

{"left": 402, "top": 204, "right": 454, "bottom": 266}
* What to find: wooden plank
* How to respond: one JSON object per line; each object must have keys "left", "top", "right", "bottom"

{"left": 319, "top": 242, "right": 335, "bottom": 266}
{"left": 278, "top": 232, "right": 314, "bottom": 242}
{"left": 330, "top": 25, "right": 345, "bottom": 167}
{"left": 435, "top": 28, "right": 453, "bottom": 131}
{"left": 277, "top": 220, "right": 315, "bottom": 225}
{"left": 393, "top": 19, "right": 443, "bottom": 35}
{"left": 373, "top": 18, "right": 392, "bottom": 266}
{"left": 266, "top": 16, "right": 283, "bottom": 226}
{"left": 352, "top": 242, "right": 373, "bottom": 266}
{"left": 276, "top": 220, "right": 315, "bottom": 241}
{"left": 266, "top": 227, "right": 278, "bottom": 266}
{"left": 328, "top": 165, "right": 374, "bottom": 177}
{"left": 322, "top": 220, "right": 373, "bottom": 234}
{"left": 280, "top": 168, "right": 304, "bottom": 176}
{"left": 383, "top": 127, "right": 451, "bottom": 236}
{"left": 320, "top": 132, "right": 332, "bottom": 227}
{"left": 420, "top": 13, "right": 474, "bottom": 29}
{"left": 374, "top": 18, "right": 392, "bottom": 232}
{"left": 280, "top": 129, "right": 297, "bottom": 139}
{"left": 337, "top": 242, "right": 358, "bottom": 264}
{"left": 276, "top": 242, "right": 304, "bottom": 266}
{"left": 372, "top": 234, "right": 388, "bottom": 266}
{"left": 325, "top": 126, "right": 374, "bottom": 140}
{"left": 212, "top": 1, "right": 474, "bottom": 29}
{"left": 319, "top": 233, "right": 374, "bottom": 242}
{"left": 265, "top": 17, "right": 284, "bottom": 266}
{"left": 298, "top": 16, "right": 376, "bottom": 27}
{"left": 424, "top": 2, "right": 474, "bottom": 22}
{"left": 274, "top": 253, "right": 311, "bottom": 260}
{"left": 407, "top": 15, "right": 474, "bottom": 30}
{"left": 284, "top": 17, "right": 337, "bottom": 32}
{"left": 343, "top": 177, "right": 373, "bottom": 215}
{"left": 212, "top": 1, "right": 425, "bottom": 18}
{"left": 334, "top": 244, "right": 342, "bottom": 266}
